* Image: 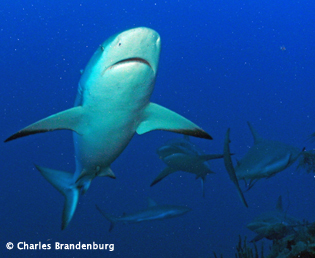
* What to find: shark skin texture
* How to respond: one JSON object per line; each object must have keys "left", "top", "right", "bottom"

{"left": 4, "top": 27, "right": 212, "bottom": 230}
{"left": 151, "top": 135, "right": 224, "bottom": 197}
{"left": 96, "top": 198, "right": 191, "bottom": 232}
{"left": 247, "top": 196, "right": 301, "bottom": 242}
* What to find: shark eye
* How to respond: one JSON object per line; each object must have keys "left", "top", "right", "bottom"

{"left": 118, "top": 42, "right": 122, "bottom": 46}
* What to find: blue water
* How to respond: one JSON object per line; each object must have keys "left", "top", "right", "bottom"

{"left": 1, "top": 1, "right": 314, "bottom": 257}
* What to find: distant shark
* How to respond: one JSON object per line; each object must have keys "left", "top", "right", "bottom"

{"left": 247, "top": 196, "right": 301, "bottom": 242}
{"left": 96, "top": 198, "right": 191, "bottom": 231}
{"left": 5, "top": 27, "right": 211, "bottom": 229}
{"left": 224, "top": 122, "right": 303, "bottom": 194}
{"left": 151, "top": 135, "right": 224, "bottom": 197}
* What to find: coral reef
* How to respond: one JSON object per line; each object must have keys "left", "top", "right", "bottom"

{"left": 267, "top": 221, "right": 315, "bottom": 258}
{"left": 214, "top": 222, "right": 315, "bottom": 258}
{"left": 213, "top": 236, "right": 264, "bottom": 258}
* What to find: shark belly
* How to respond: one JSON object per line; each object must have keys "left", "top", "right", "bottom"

{"left": 73, "top": 114, "right": 135, "bottom": 178}
{"left": 74, "top": 61, "right": 155, "bottom": 180}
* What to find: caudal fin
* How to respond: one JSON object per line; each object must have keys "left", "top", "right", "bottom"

{"left": 95, "top": 205, "right": 117, "bottom": 232}
{"left": 34, "top": 165, "right": 79, "bottom": 230}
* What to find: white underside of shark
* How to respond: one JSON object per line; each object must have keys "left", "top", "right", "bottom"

{"left": 5, "top": 27, "right": 212, "bottom": 229}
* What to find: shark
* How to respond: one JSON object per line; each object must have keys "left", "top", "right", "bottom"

{"left": 247, "top": 196, "right": 301, "bottom": 242}
{"left": 224, "top": 122, "right": 303, "bottom": 192}
{"left": 4, "top": 27, "right": 212, "bottom": 230}
{"left": 96, "top": 198, "right": 191, "bottom": 231}
{"left": 151, "top": 135, "right": 224, "bottom": 197}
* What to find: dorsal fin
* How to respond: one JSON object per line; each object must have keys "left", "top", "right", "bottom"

{"left": 148, "top": 197, "right": 158, "bottom": 207}
{"left": 276, "top": 196, "right": 283, "bottom": 212}
{"left": 247, "top": 121, "right": 263, "bottom": 144}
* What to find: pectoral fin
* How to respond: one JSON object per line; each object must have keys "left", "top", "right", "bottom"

{"left": 137, "top": 103, "right": 212, "bottom": 140}
{"left": 150, "top": 166, "right": 178, "bottom": 186}
{"left": 5, "top": 106, "right": 86, "bottom": 142}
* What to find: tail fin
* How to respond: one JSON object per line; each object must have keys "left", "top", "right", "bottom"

{"left": 150, "top": 167, "right": 178, "bottom": 187}
{"left": 95, "top": 205, "right": 117, "bottom": 232}
{"left": 34, "top": 165, "right": 79, "bottom": 230}
{"left": 223, "top": 129, "right": 248, "bottom": 208}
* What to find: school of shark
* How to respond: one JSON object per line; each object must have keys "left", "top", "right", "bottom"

{"left": 4, "top": 26, "right": 315, "bottom": 248}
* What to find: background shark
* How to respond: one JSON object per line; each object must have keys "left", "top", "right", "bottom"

{"left": 224, "top": 122, "right": 303, "bottom": 192}
{"left": 4, "top": 27, "right": 211, "bottom": 229}
{"left": 247, "top": 196, "right": 301, "bottom": 242}
{"left": 151, "top": 135, "right": 224, "bottom": 197}
{"left": 96, "top": 198, "right": 191, "bottom": 232}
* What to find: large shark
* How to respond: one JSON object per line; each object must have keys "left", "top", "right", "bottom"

{"left": 96, "top": 198, "right": 191, "bottom": 231}
{"left": 5, "top": 27, "right": 211, "bottom": 229}
{"left": 224, "top": 122, "right": 303, "bottom": 192}
{"left": 247, "top": 196, "right": 301, "bottom": 242}
{"left": 151, "top": 135, "right": 224, "bottom": 197}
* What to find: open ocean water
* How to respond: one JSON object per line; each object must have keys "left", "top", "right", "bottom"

{"left": 1, "top": 1, "right": 314, "bottom": 257}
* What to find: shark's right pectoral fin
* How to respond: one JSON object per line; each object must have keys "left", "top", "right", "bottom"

{"left": 150, "top": 166, "right": 178, "bottom": 187}
{"left": 35, "top": 165, "right": 79, "bottom": 230}
{"left": 5, "top": 106, "right": 86, "bottom": 142}
{"left": 137, "top": 103, "right": 212, "bottom": 140}
{"left": 224, "top": 128, "right": 249, "bottom": 208}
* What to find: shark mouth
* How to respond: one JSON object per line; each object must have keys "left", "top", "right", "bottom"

{"left": 107, "top": 58, "right": 152, "bottom": 71}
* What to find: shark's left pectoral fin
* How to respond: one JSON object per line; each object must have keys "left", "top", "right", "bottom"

{"left": 137, "top": 103, "right": 212, "bottom": 140}
{"left": 5, "top": 106, "right": 86, "bottom": 142}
